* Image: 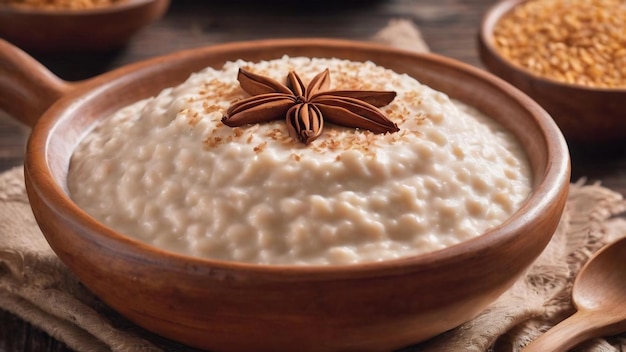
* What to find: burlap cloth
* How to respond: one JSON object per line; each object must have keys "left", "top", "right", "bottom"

{"left": 2, "top": 20, "right": 626, "bottom": 352}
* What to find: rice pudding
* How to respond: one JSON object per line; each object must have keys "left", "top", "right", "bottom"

{"left": 68, "top": 56, "right": 532, "bottom": 265}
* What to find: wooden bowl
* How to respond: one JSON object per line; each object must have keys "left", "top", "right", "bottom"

{"left": 0, "top": 0, "right": 169, "bottom": 53}
{"left": 478, "top": 0, "right": 626, "bottom": 145}
{"left": 0, "top": 38, "right": 570, "bottom": 352}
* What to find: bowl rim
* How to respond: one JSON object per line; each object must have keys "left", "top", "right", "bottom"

{"left": 0, "top": 0, "right": 163, "bottom": 15}
{"left": 26, "top": 38, "right": 571, "bottom": 278}
{"left": 479, "top": 0, "right": 626, "bottom": 93}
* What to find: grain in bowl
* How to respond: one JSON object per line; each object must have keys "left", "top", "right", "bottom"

{"left": 492, "top": 0, "right": 626, "bottom": 88}
{"left": 67, "top": 56, "right": 532, "bottom": 265}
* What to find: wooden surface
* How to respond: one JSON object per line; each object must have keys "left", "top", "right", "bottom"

{"left": 0, "top": 0, "right": 625, "bottom": 351}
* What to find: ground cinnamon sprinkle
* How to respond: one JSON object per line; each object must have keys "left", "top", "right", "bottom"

{"left": 0, "top": 0, "right": 127, "bottom": 9}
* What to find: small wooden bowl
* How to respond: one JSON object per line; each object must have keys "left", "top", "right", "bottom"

{"left": 0, "top": 38, "right": 570, "bottom": 352}
{"left": 0, "top": 0, "right": 169, "bottom": 53}
{"left": 478, "top": 0, "right": 626, "bottom": 144}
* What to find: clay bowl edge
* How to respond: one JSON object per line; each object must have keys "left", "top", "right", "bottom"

{"left": 0, "top": 0, "right": 170, "bottom": 53}
{"left": 20, "top": 38, "right": 570, "bottom": 352}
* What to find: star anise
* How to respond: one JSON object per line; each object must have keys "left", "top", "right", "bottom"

{"left": 221, "top": 68, "right": 399, "bottom": 144}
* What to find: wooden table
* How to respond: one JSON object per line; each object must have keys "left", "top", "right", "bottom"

{"left": 1, "top": 0, "right": 625, "bottom": 350}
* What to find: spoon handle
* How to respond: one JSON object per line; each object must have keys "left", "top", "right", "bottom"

{"left": 522, "top": 310, "right": 626, "bottom": 352}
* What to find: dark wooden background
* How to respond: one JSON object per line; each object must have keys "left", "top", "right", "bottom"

{"left": 1, "top": 0, "right": 625, "bottom": 350}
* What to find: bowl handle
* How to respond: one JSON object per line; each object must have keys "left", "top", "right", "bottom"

{"left": 0, "top": 39, "right": 75, "bottom": 128}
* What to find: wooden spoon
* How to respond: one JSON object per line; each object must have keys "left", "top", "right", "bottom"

{"left": 523, "top": 236, "right": 626, "bottom": 352}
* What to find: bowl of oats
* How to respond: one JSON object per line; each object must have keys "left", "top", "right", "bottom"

{"left": 0, "top": 0, "right": 169, "bottom": 53}
{"left": 478, "top": 0, "right": 626, "bottom": 144}
{"left": 0, "top": 37, "right": 569, "bottom": 351}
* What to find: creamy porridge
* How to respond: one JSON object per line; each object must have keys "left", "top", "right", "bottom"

{"left": 68, "top": 56, "right": 532, "bottom": 265}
